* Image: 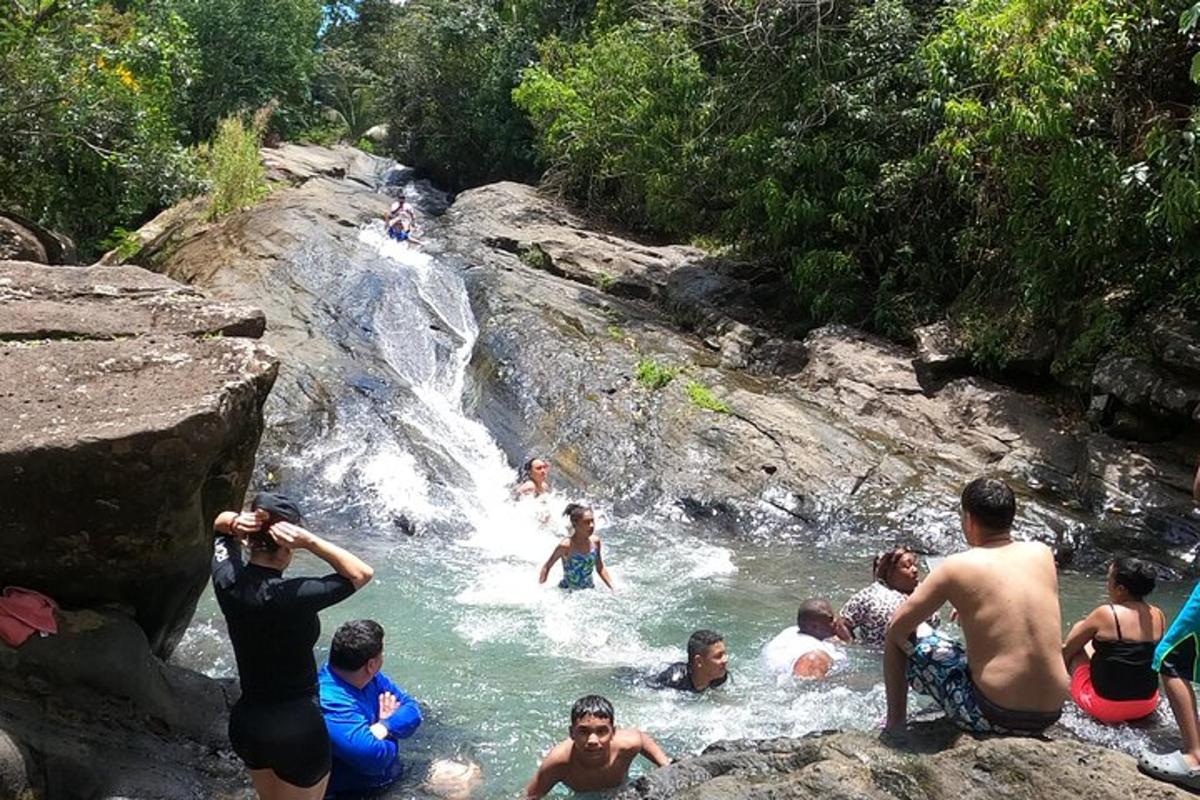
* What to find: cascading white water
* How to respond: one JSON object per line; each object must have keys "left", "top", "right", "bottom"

{"left": 173, "top": 203, "right": 1190, "bottom": 797}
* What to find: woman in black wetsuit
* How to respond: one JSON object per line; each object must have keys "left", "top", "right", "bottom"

{"left": 212, "top": 492, "right": 374, "bottom": 800}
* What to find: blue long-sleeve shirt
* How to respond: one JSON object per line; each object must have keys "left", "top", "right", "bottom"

{"left": 318, "top": 664, "right": 422, "bottom": 796}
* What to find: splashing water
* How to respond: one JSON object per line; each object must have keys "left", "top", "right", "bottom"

{"left": 174, "top": 207, "right": 1194, "bottom": 797}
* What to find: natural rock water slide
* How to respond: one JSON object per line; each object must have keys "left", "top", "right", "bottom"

{"left": 1, "top": 143, "right": 1197, "bottom": 797}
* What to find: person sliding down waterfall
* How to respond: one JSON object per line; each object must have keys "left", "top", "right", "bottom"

{"left": 384, "top": 197, "right": 419, "bottom": 244}
{"left": 538, "top": 503, "right": 615, "bottom": 591}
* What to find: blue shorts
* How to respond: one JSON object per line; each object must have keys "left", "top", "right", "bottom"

{"left": 905, "top": 632, "right": 1060, "bottom": 734}
{"left": 388, "top": 227, "right": 409, "bottom": 242}
{"left": 906, "top": 632, "right": 1002, "bottom": 733}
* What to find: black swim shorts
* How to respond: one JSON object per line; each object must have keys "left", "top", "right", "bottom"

{"left": 1159, "top": 635, "right": 1199, "bottom": 682}
{"left": 229, "top": 695, "right": 331, "bottom": 788}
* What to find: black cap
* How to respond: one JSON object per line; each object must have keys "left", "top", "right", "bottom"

{"left": 250, "top": 492, "right": 304, "bottom": 525}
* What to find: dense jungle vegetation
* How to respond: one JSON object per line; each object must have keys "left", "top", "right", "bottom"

{"left": 2, "top": 0, "right": 1198, "bottom": 383}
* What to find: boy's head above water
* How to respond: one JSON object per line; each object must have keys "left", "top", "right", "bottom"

{"left": 687, "top": 629, "right": 728, "bottom": 682}
{"left": 569, "top": 695, "right": 615, "bottom": 759}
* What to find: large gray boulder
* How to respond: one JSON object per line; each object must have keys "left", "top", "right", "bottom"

{"left": 0, "top": 211, "right": 75, "bottom": 265}
{"left": 0, "top": 260, "right": 277, "bottom": 656}
{"left": 0, "top": 609, "right": 246, "bottom": 800}
{"left": 440, "top": 182, "right": 1198, "bottom": 564}
{"left": 617, "top": 725, "right": 1189, "bottom": 799}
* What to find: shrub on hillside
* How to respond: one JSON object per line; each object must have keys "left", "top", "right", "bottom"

{"left": 205, "top": 110, "right": 270, "bottom": 219}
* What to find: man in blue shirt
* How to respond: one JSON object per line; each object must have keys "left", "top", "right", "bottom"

{"left": 318, "top": 620, "right": 422, "bottom": 797}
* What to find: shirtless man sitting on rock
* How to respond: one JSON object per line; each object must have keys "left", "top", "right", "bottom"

{"left": 884, "top": 477, "right": 1069, "bottom": 735}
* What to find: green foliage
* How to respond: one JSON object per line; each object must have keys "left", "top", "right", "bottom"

{"left": 205, "top": 111, "right": 269, "bottom": 219}
{"left": 376, "top": 0, "right": 542, "bottom": 188}
{"left": 514, "top": 23, "right": 709, "bottom": 231}
{"left": 685, "top": 380, "right": 730, "bottom": 413}
{"left": 634, "top": 358, "right": 678, "bottom": 389}
{"left": 175, "top": 0, "right": 324, "bottom": 140}
{"left": 99, "top": 226, "right": 144, "bottom": 261}
{"left": 511, "top": 0, "right": 1200, "bottom": 382}
{"left": 923, "top": 0, "right": 1200, "bottom": 373}
{"left": 0, "top": 1, "right": 202, "bottom": 258}
{"left": 314, "top": 47, "right": 381, "bottom": 142}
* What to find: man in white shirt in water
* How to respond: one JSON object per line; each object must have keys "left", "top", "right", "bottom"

{"left": 883, "top": 477, "right": 1069, "bottom": 735}
{"left": 761, "top": 599, "right": 851, "bottom": 679}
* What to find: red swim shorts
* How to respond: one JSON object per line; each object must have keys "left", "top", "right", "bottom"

{"left": 1071, "top": 663, "right": 1159, "bottom": 724}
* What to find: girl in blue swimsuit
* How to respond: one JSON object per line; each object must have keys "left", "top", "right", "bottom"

{"left": 537, "top": 503, "right": 615, "bottom": 591}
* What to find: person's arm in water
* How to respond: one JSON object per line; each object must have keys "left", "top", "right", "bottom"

{"left": 792, "top": 650, "right": 834, "bottom": 679}
{"left": 883, "top": 565, "right": 950, "bottom": 731}
{"left": 524, "top": 743, "right": 567, "bottom": 799}
{"left": 594, "top": 537, "right": 615, "bottom": 591}
{"left": 637, "top": 730, "right": 671, "bottom": 766}
{"left": 538, "top": 541, "right": 568, "bottom": 584}
{"left": 1062, "top": 607, "right": 1103, "bottom": 665}
{"left": 269, "top": 521, "right": 374, "bottom": 589}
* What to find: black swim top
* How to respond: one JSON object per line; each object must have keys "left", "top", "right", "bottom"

{"left": 1091, "top": 604, "right": 1160, "bottom": 701}
{"left": 649, "top": 662, "right": 728, "bottom": 692}
{"left": 212, "top": 535, "right": 355, "bottom": 704}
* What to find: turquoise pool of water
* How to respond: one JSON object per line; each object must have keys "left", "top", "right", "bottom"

{"left": 175, "top": 497, "right": 1194, "bottom": 797}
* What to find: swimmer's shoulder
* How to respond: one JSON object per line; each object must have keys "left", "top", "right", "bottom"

{"left": 540, "top": 739, "right": 573, "bottom": 770}
{"left": 613, "top": 727, "right": 645, "bottom": 753}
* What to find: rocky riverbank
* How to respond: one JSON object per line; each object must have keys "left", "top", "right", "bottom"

{"left": 616, "top": 722, "right": 1190, "bottom": 799}
{"left": 0, "top": 258, "right": 276, "bottom": 796}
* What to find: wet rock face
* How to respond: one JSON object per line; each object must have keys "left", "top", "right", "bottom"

{"left": 0, "top": 260, "right": 277, "bottom": 657}
{"left": 616, "top": 725, "right": 1190, "bottom": 799}
{"left": 1088, "top": 316, "right": 1200, "bottom": 440}
{"left": 442, "top": 182, "right": 1198, "bottom": 566}
{"left": 0, "top": 211, "right": 75, "bottom": 265}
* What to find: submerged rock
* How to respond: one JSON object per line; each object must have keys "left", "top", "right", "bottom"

{"left": 617, "top": 724, "right": 1189, "bottom": 799}
{"left": 0, "top": 260, "right": 277, "bottom": 656}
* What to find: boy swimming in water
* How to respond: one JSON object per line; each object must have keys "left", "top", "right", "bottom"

{"left": 524, "top": 695, "right": 670, "bottom": 798}
{"left": 537, "top": 503, "right": 614, "bottom": 591}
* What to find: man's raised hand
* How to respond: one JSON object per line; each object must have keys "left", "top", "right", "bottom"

{"left": 378, "top": 691, "right": 398, "bottom": 722}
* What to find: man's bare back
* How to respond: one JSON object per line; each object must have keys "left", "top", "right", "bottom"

{"left": 935, "top": 541, "right": 1069, "bottom": 710}
{"left": 885, "top": 478, "right": 1070, "bottom": 733}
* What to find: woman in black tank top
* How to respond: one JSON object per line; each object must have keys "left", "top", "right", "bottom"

{"left": 1062, "top": 557, "right": 1164, "bottom": 724}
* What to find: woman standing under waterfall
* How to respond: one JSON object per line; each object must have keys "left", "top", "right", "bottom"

{"left": 211, "top": 492, "right": 374, "bottom": 800}
{"left": 515, "top": 456, "right": 552, "bottom": 498}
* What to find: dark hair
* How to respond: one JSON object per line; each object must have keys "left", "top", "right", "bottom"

{"left": 873, "top": 546, "right": 915, "bottom": 584}
{"left": 563, "top": 503, "right": 592, "bottom": 524}
{"left": 686, "top": 629, "right": 724, "bottom": 662}
{"left": 1112, "top": 557, "right": 1157, "bottom": 599}
{"left": 330, "top": 620, "right": 385, "bottom": 671}
{"left": 571, "top": 695, "right": 614, "bottom": 725}
{"left": 247, "top": 492, "right": 304, "bottom": 553}
{"left": 517, "top": 457, "right": 537, "bottom": 484}
{"left": 961, "top": 478, "right": 1016, "bottom": 532}
{"left": 796, "top": 598, "right": 834, "bottom": 635}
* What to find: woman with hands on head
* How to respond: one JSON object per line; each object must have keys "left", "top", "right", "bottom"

{"left": 211, "top": 492, "right": 374, "bottom": 800}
